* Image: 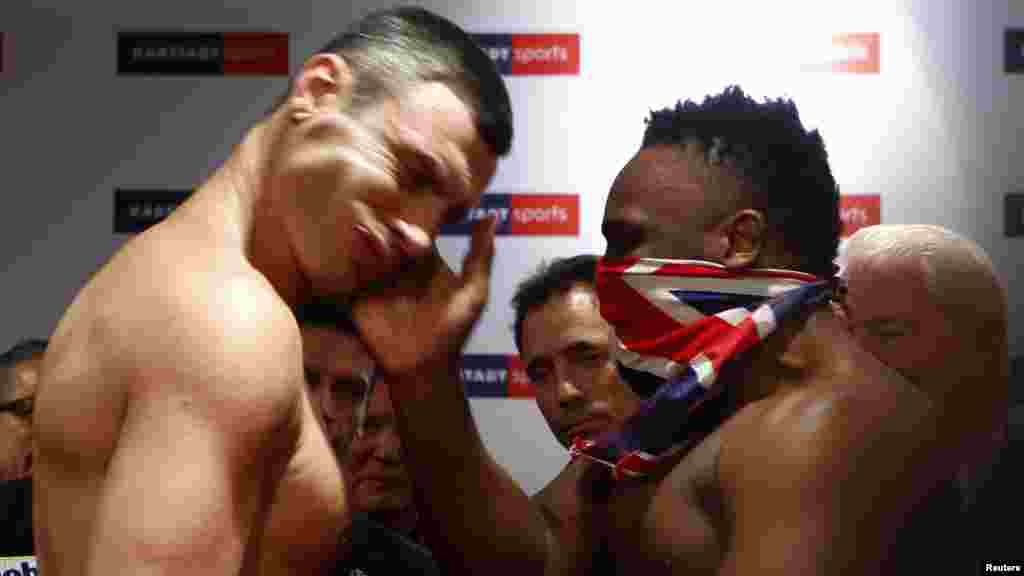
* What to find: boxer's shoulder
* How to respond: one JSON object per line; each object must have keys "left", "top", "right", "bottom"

{"left": 722, "top": 376, "right": 933, "bottom": 464}
{"left": 715, "top": 372, "right": 943, "bottom": 524}
{"left": 81, "top": 227, "right": 302, "bottom": 422}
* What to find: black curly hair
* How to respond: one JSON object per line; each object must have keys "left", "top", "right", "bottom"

{"left": 641, "top": 85, "right": 841, "bottom": 277}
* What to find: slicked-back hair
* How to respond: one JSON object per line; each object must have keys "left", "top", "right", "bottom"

{"left": 642, "top": 85, "right": 841, "bottom": 277}
{"left": 511, "top": 255, "right": 599, "bottom": 352}
{"left": 277, "top": 5, "right": 512, "bottom": 156}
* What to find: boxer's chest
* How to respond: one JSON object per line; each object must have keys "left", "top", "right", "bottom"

{"left": 586, "top": 431, "right": 727, "bottom": 575}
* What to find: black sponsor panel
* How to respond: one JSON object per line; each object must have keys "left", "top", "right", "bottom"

{"left": 460, "top": 354, "right": 510, "bottom": 397}
{"left": 1006, "top": 29, "right": 1024, "bottom": 74}
{"left": 440, "top": 193, "right": 512, "bottom": 236}
{"left": 471, "top": 34, "right": 513, "bottom": 75}
{"left": 117, "top": 32, "right": 222, "bottom": 75}
{"left": 1006, "top": 193, "right": 1024, "bottom": 238}
{"left": 113, "top": 189, "right": 191, "bottom": 234}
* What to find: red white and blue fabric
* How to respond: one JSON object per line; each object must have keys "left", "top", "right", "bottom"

{"left": 569, "top": 257, "right": 832, "bottom": 480}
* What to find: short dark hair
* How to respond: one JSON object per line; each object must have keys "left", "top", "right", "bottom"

{"left": 0, "top": 339, "right": 48, "bottom": 368}
{"left": 641, "top": 85, "right": 841, "bottom": 277}
{"left": 277, "top": 6, "right": 512, "bottom": 156}
{"left": 294, "top": 298, "right": 358, "bottom": 335}
{"left": 511, "top": 255, "right": 599, "bottom": 352}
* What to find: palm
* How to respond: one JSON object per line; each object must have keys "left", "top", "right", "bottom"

{"left": 352, "top": 219, "right": 495, "bottom": 376}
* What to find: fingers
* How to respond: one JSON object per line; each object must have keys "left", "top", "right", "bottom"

{"left": 462, "top": 214, "right": 497, "bottom": 298}
{"left": 441, "top": 214, "right": 496, "bottom": 331}
{"left": 392, "top": 218, "right": 432, "bottom": 260}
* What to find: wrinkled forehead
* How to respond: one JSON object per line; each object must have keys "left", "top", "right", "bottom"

{"left": 388, "top": 81, "right": 498, "bottom": 194}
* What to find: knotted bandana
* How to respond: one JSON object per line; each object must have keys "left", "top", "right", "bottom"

{"left": 570, "top": 258, "right": 832, "bottom": 480}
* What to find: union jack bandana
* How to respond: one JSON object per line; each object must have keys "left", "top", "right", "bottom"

{"left": 569, "top": 257, "right": 833, "bottom": 480}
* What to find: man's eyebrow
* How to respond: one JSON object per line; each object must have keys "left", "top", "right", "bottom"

{"left": 565, "top": 340, "right": 602, "bottom": 353}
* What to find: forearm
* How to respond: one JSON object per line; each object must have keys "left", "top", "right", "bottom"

{"left": 390, "top": 358, "right": 553, "bottom": 575}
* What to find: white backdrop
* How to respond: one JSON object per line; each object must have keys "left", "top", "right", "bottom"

{"left": 1, "top": 0, "right": 1022, "bottom": 494}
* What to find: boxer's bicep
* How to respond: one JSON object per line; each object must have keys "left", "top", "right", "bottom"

{"left": 85, "top": 368, "right": 299, "bottom": 576}
{"left": 84, "top": 288, "right": 305, "bottom": 576}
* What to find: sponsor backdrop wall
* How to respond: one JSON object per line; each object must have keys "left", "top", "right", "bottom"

{"left": 2, "top": 0, "right": 1023, "bottom": 496}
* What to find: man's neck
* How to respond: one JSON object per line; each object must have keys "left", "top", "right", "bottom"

{"left": 732, "top": 306, "right": 842, "bottom": 407}
{"left": 194, "top": 118, "right": 312, "bottom": 310}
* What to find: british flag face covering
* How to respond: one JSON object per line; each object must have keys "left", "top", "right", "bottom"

{"left": 569, "top": 257, "right": 833, "bottom": 480}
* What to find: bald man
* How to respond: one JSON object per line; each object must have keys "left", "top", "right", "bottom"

{"left": 837, "top": 224, "right": 1017, "bottom": 565}
{"left": 838, "top": 224, "right": 1008, "bottom": 481}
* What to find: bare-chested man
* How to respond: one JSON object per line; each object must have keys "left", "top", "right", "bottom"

{"left": 353, "top": 86, "right": 953, "bottom": 575}
{"left": 31, "top": 7, "right": 511, "bottom": 575}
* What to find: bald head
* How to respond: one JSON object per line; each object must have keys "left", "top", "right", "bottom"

{"left": 839, "top": 225, "right": 1008, "bottom": 459}
{"left": 842, "top": 225, "right": 1004, "bottom": 322}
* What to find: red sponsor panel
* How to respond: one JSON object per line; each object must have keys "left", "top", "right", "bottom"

{"left": 0, "top": 32, "right": 5, "bottom": 75}
{"left": 222, "top": 32, "right": 289, "bottom": 76}
{"left": 832, "top": 32, "right": 880, "bottom": 74}
{"left": 839, "top": 194, "right": 881, "bottom": 237}
{"left": 506, "top": 355, "right": 534, "bottom": 398}
{"left": 510, "top": 33, "right": 580, "bottom": 75}
{"left": 508, "top": 194, "right": 579, "bottom": 236}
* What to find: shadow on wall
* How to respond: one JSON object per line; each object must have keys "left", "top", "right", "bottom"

{"left": 1012, "top": 356, "right": 1024, "bottom": 406}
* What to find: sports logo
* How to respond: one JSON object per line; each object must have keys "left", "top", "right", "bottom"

{"left": 839, "top": 194, "right": 881, "bottom": 237}
{"left": 460, "top": 354, "right": 532, "bottom": 398}
{"left": 440, "top": 193, "right": 579, "bottom": 236}
{"left": 117, "top": 31, "right": 289, "bottom": 76}
{"left": 472, "top": 33, "right": 580, "bottom": 75}
{"left": 113, "top": 189, "right": 191, "bottom": 234}
{"left": 830, "top": 33, "right": 880, "bottom": 74}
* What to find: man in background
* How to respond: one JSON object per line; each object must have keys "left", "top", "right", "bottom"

{"left": 296, "top": 299, "right": 440, "bottom": 575}
{"left": 0, "top": 338, "right": 47, "bottom": 560}
{"left": 838, "top": 224, "right": 1017, "bottom": 564}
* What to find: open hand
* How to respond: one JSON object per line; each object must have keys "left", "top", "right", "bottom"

{"left": 351, "top": 216, "right": 497, "bottom": 377}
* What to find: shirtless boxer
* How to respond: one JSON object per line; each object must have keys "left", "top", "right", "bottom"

{"left": 353, "top": 86, "right": 952, "bottom": 574}
{"left": 32, "top": 7, "right": 511, "bottom": 575}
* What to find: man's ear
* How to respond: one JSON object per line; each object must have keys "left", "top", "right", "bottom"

{"left": 712, "top": 209, "right": 766, "bottom": 269}
{"left": 287, "top": 53, "right": 355, "bottom": 120}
